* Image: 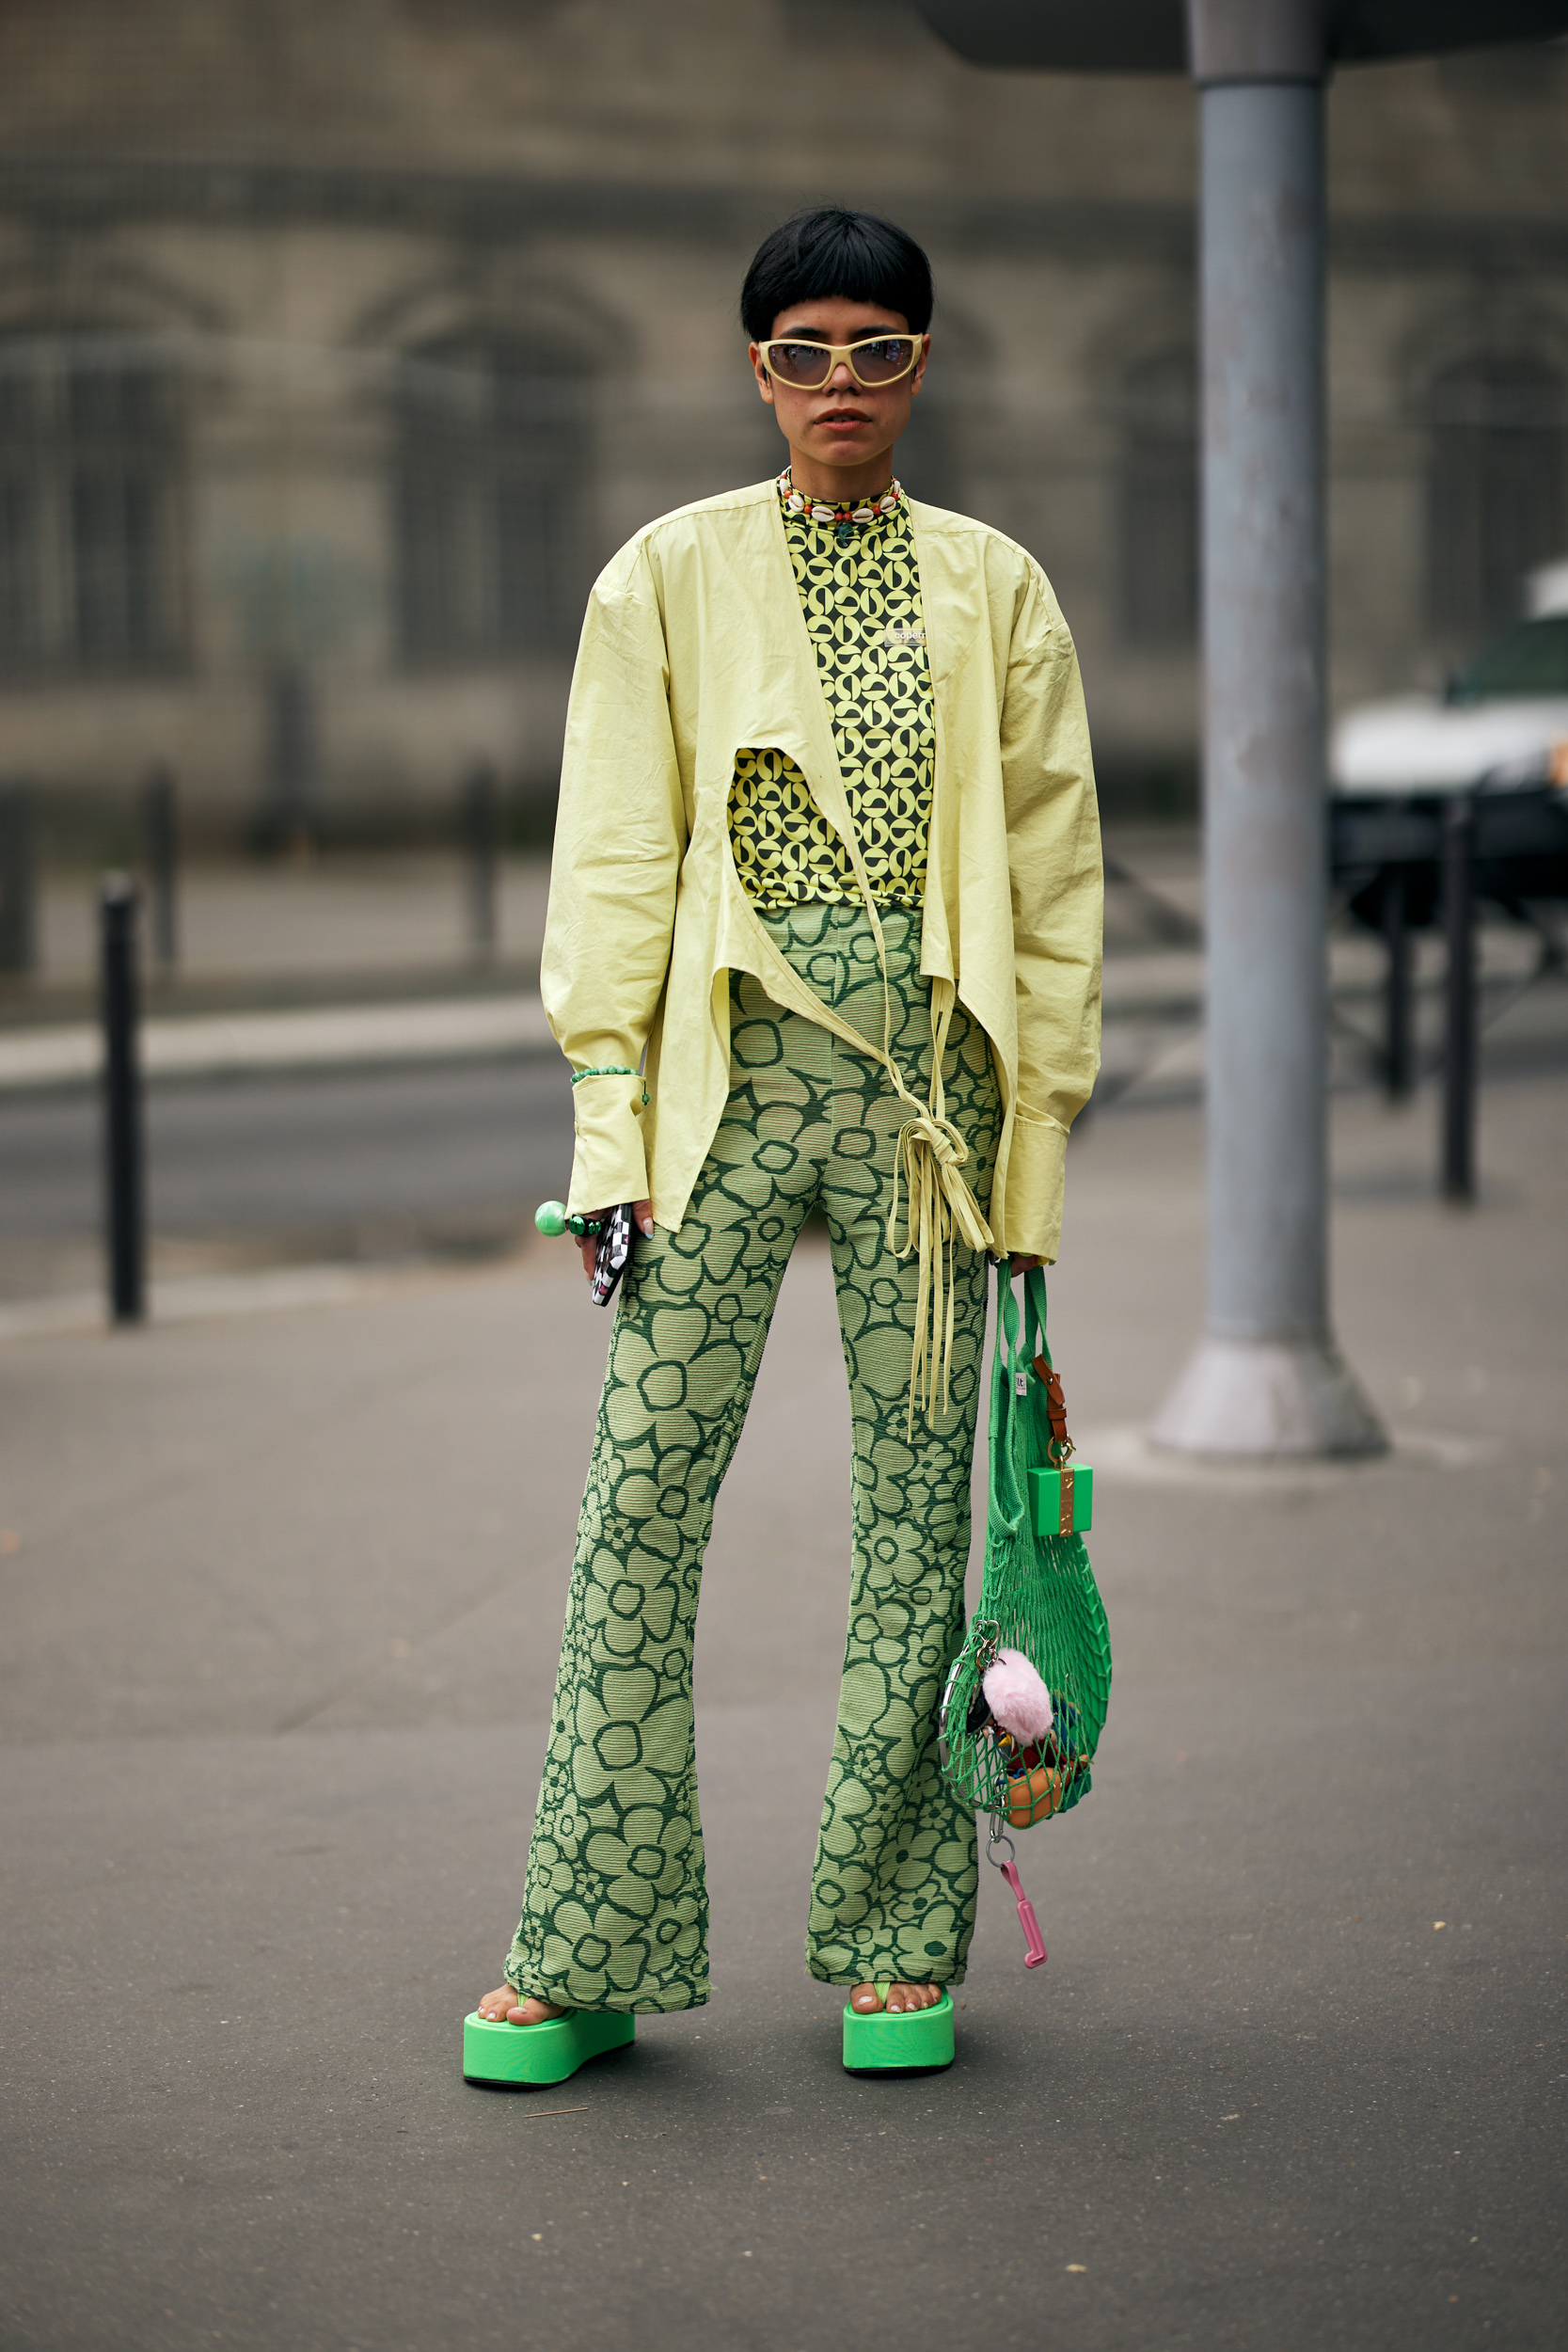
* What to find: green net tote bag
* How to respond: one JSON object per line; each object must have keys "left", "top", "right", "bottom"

{"left": 939, "top": 1263, "right": 1112, "bottom": 1830}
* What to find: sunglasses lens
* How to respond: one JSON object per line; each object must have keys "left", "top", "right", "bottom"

{"left": 765, "top": 338, "right": 918, "bottom": 388}
{"left": 853, "top": 338, "right": 916, "bottom": 384}
{"left": 767, "top": 342, "right": 832, "bottom": 389}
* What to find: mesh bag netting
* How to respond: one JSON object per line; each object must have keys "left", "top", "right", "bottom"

{"left": 939, "top": 1265, "right": 1112, "bottom": 1827}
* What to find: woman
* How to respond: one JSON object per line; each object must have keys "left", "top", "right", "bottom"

{"left": 475, "top": 207, "right": 1101, "bottom": 2058}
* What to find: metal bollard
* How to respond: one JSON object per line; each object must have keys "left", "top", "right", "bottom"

{"left": 141, "top": 765, "right": 179, "bottom": 971}
{"left": 0, "top": 780, "right": 38, "bottom": 976}
{"left": 1380, "top": 861, "right": 1414, "bottom": 1101}
{"left": 463, "top": 760, "right": 499, "bottom": 961}
{"left": 1440, "top": 795, "right": 1477, "bottom": 1203}
{"left": 100, "top": 875, "right": 147, "bottom": 1324}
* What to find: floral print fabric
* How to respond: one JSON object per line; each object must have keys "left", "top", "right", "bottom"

{"left": 504, "top": 902, "right": 998, "bottom": 2010}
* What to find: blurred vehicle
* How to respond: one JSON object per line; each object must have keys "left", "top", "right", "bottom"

{"left": 1334, "top": 561, "right": 1568, "bottom": 804}
{"left": 1331, "top": 560, "right": 1568, "bottom": 937}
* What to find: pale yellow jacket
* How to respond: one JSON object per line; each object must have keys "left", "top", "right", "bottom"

{"left": 543, "top": 478, "right": 1102, "bottom": 1262}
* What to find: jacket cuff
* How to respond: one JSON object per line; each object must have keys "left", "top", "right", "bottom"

{"left": 565, "top": 1073, "right": 650, "bottom": 1214}
{"left": 1000, "top": 1104, "right": 1069, "bottom": 1262}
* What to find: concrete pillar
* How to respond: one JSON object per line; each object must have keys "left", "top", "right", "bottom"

{"left": 1151, "top": 7, "right": 1386, "bottom": 1454}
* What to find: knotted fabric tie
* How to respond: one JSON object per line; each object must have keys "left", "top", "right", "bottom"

{"left": 883, "top": 1002, "right": 995, "bottom": 1430}
{"left": 730, "top": 724, "right": 997, "bottom": 1425}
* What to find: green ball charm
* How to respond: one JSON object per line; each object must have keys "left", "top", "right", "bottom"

{"left": 534, "top": 1200, "right": 568, "bottom": 1238}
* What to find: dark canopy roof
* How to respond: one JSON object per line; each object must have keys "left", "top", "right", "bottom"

{"left": 913, "top": 1, "right": 1568, "bottom": 75}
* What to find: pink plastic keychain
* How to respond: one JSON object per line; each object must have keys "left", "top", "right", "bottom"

{"left": 987, "top": 1821, "right": 1048, "bottom": 1969}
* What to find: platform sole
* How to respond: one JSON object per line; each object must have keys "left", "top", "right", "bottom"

{"left": 462, "top": 2008, "right": 635, "bottom": 2087}
{"left": 842, "top": 1987, "right": 956, "bottom": 2074}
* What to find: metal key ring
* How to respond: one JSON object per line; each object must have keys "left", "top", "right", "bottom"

{"left": 985, "top": 1819, "right": 1016, "bottom": 1869}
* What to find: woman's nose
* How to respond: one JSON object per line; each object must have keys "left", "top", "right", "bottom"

{"left": 827, "top": 358, "right": 856, "bottom": 389}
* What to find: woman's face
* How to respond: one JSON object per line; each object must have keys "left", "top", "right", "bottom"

{"left": 749, "top": 294, "right": 928, "bottom": 484}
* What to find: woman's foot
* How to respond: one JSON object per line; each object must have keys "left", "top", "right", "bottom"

{"left": 475, "top": 1983, "right": 565, "bottom": 2024}
{"left": 848, "top": 1980, "right": 943, "bottom": 2015}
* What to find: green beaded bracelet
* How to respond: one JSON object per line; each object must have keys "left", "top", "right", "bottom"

{"left": 569, "top": 1065, "right": 636, "bottom": 1087}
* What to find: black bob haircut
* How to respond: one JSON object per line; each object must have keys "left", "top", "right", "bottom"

{"left": 740, "top": 208, "right": 933, "bottom": 342}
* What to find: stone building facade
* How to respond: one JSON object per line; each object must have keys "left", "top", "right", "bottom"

{"left": 0, "top": 0, "right": 1565, "bottom": 835}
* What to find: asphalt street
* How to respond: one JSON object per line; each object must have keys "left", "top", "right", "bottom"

{"left": 1, "top": 1070, "right": 1564, "bottom": 2351}
{"left": 0, "top": 1057, "right": 574, "bottom": 1293}
{"left": 3, "top": 940, "right": 1564, "bottom": 1303}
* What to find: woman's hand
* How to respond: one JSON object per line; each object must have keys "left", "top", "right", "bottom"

{"left": 578, "top": 1200, "right": 655, "bottom": 1283}
{"left": 1008, "top": 1252, "right": 1042, "bottom": 1277}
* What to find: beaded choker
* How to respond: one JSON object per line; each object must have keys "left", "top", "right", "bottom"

{"left": 776, "top": 467, "right": 903, "bottom": 528}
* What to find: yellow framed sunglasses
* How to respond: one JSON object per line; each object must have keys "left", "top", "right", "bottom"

{"left": 756, "top": 334, "right": 925, "bottom": 391}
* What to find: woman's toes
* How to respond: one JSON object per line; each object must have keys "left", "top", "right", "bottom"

{"left": 889, "top": 1982, "right": 936, "bottom": 2011}
{"left": 476, "top": 1984, "right": 562, "bottom": 2024}
{"left": 847, "top": 1981, "right": 942, "bottom": 2013}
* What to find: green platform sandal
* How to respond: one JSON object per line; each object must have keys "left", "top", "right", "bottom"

{"left": 462, "top": 2007, "right": 635, "bottom": 2088}
{"left": 841, "top": 1984, "right": 956, "bottom": 2074}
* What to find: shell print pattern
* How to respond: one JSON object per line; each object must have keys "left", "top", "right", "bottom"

{"left": 728, "top": 473, "right": 934, "bottom": 914}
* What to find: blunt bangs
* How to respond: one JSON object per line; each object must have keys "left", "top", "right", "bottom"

{"left": 740, "top": 208, "right": 934, "bottom": 342}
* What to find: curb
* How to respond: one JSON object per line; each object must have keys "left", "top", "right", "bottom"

{"left": 0, "top": 993, "right": 554, "bottom": 1092}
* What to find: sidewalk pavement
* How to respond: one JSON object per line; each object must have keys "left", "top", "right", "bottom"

{"left": 1, "top": 1067, "right": 1564, "bottom": 2352}
{"left": 24, "top": 853, "right": 555, "bottom": 994}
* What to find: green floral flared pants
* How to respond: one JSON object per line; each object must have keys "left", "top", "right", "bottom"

{"left": 504, "top": 901, "right": 1001, "bottom": 2010}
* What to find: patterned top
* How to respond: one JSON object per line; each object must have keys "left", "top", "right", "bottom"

{"left": 728, "top": 468, "right": 934, "bottom": 912}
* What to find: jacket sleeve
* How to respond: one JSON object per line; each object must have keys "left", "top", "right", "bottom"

{"left": 998, "top": 564, "right": 1103, "bottom": 1261}
{"left": 541, "top": 535, "right": 688, "bottom": 1216}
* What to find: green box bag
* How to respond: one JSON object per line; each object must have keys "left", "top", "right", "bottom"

{"left": 1031, "top": 1461, "right": 1094, "bottom": 1536}
{"left": 939, "top": 1264, "right": 1111, "bottom": 1830}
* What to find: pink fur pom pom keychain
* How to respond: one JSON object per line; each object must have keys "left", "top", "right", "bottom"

{"left": 981, "top": 1647, "right": 1053, "bottom": 1745}
{"left": 978, "top": 1657, "right": 1053, "bottom": 1973}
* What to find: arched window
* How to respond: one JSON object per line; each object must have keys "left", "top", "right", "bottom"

{"left": 394, "top": 334, "right": 592, "bottom": 665}
{"left": 0, "top": 332, "right": 183, "bottom": 675}
{"left": 1428, "top": 356, "right": 1566, "bottom": 638}
{"left": 1118, "top": 349, "right": 1198, "bottom": 649}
